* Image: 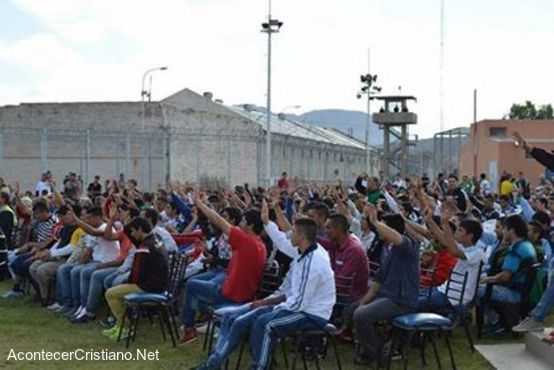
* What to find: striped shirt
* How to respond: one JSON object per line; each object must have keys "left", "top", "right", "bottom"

{"left": 34, "top": 217, "right": 54, "bottom": 243}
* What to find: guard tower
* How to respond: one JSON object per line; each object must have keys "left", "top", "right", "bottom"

{"left": 371, "top": 95, "right": 417, "bottom": 177}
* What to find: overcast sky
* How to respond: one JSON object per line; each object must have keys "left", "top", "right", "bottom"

{"left": 1, "top": 0, "right": 553, "bottom": 138}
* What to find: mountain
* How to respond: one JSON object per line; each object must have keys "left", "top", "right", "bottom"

{"left": 293, "top": 109, "right": 383, "bottom": 146}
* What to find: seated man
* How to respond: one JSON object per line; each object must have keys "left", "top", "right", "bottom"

{"left": 186, "top": 207, "right": 240, "bottom": 291}
{"left": 513, "top": 252, "right": 554, "bottom": 332}
{"left": 67, "top": 204, "right": 135, "bottom": 323}
{"left": 4, "top": 201, "right": 55, "bottom": 298}
{"left": 479, "top": 214, "right": 537, "bottom": 334}
{"left": 179, "top": 190, "right": 267, "bottom": 345}
{"left": 192, "top": 206, "right": 335, "bottom": 370}
{"left": 56, "top": 207, "right": 120, "bottom": 317}
{"left": 103, "top": 217, "right": 169, "bottom": 340}
{"left": 419, "top": 208, "right": 485, "bottom": 311}
{"left": 28, "top": 205, "right": 78, "bottom": 305}
{"left": 353, "top": 208, "right": 420, "bottom": 365}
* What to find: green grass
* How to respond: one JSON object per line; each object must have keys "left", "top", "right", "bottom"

{"left": 0, "top": 280, "right": 513, "bottom": 369}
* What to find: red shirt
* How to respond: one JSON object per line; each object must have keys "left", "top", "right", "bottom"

{"left": 277, "top": 178, "right": 289, "bottom": 189}
{"left": 420, "top": 249, "right": 458, "bottom": 287}
{"left": 221, "top": 227, "right": 267, "bottom": 302}
{"left": 318, "top": 234, "right": 370, "bottom": 302}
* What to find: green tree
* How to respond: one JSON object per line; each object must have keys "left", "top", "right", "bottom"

{"left": 507, "top": 101, "right": 553, "bottom": 119}
{"left": 536, "top": 104, "right": 554, "bottom": 119}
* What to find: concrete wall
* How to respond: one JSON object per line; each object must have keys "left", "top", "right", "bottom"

{"left": 0, "top": 88, "right": 372, "bottom": 192}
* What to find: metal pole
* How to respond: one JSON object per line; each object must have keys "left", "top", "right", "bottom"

{"left": 0, "top": 132, "right": 3, "bottom": 176}
{"left": 85, "top": 129, "right": 90, "bottom": 185}
{"left": 401, "top": 125, "right": 408, "bottom": 175}
{"left": 196, "top": 135, "right": 201, "bottom": 183}
{"left": 227, "top": 137, "right": 232, "bottom": 186}
{"left": 265, "top": 20, "right": 272, "bottom": 188}
{"left": 41, "top": 128, "right": 48, "bottom": 172}
{"left": 126, "top": 134, "right": 131, "bottom": 178}
{"left": 148, "top": 135, "right": 152, "bottom": 191}
{"left": 366, "top": 93, "right": 371, "bottom": 172}
{"left": 439, "top": 0, "right": 445, "bottom": 132}
{"left": 166, "top": 129, "right": 171, "bottom": 184}
{"left": 433, "top": 134, "right": 437, "bottom": 179}
{"left": 366, "top": 48, "right": 371, "bottom": 173}
{"left": 448, "top": 130, "right": 452, "bottom": 173}
{"left": 383, "top": 126, "right": 390, "bottom": 178}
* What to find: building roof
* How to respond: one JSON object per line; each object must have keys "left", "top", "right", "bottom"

{"left": 229, "top": 105, "right": 367, "bottom": 150}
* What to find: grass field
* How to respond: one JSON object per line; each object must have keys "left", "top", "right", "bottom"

{"left": 0, "top": 279, "right": 521, "bottom": 370}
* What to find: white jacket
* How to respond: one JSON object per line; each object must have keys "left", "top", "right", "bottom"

{"left": 265, "top": 221, "right": 336, "bottom": 321}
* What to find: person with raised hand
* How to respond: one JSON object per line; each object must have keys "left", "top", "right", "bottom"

{"left": 352, "top": 202, "right": 420, "bottom": 366}
{"left": 178, "top": 189, "right": 267, "bottom": 345}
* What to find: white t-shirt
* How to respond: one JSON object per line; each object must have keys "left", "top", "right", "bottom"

{"left": 154, "top": 225, "right": 177, "bottom": 253}
{"left": 87, "top": 224, "right": 120, "bottom": 263}
{"left": 35, "top": 181, "right": 51, "bottom": 195}
{"left": 480, "top": 179, "right": 491, "bottom": 195}
{"left": 438, "top": 244, "right": 486, "bottom": 305}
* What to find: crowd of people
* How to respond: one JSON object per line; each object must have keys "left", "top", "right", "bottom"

{"left": 0, "top": 131, "right": 553, "bottom": 368}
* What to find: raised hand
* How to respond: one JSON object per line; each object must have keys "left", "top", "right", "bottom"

{"left": 261, "top": 199, "right": 270, "bottom": 224}
{"left": 511, "top": 131, "right": 529, "bottom": 151}
{"left": 364, "top": 203, "right": 378, "bottom": 224}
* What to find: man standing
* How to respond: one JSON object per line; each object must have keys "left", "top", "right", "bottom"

{"left": 35, "top": 173, "right": 51, "bottom": 197}
{"left": 445, "top": 174, "right": 468, "bottom": 212}
{"left": 87, "top": 176, "right": 103, "bottom": 199}
{"left": 277, "top": 171, "right": 289, "bottom": 189}
{"left": 480, "top": 173, "right": 491, "bottom": 196}
{"left": 516, "top": 171, "right": 531, "bottom": 199}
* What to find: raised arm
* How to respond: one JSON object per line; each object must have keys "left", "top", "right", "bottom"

{"left": 423, "top": 205, "right": 466, "bottom": 259}
{"left": 68, "top": 207, "right": 106, "bottom": 237}
{"left": 366, "top": 203, "right": 403, "bottom": 246}
{"left": 261, "top": 200, "right": 297, "bottom": 258}
{"left": 194, "top": 190, "right": 232, "bottom": 235}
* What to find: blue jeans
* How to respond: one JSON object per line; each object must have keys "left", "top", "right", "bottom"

{"left": 79, "top": 263, "right": 101, "bottom": 307}
{"left": 10, "top": 252, "right": 33, "bottom": 285}
{"left": 71, "top": 262, "right": 99, "bottom": 308}
{"left": 192, "top": 269, "right": 227, "bottom": 286}
{"left": 250, "top": 308, "right": 327, "bottom": 370}
{"left": 85, "top": 267, "right": 117, "bottom": 313}
{"left": 478, "top": 285, "right": 520, "bottom": 325}
{"left": 532, "top": 276, "right": 554, "bottom": 322}
{"left": 56, "top": 262, "right": 76, "bottom": 306}
{"left": 418, "top": 287, "right": 448, "bottom": 311}
{"left": 202, "top": 306, "right": 273, "bottom": 369}
{"left": 105, "top": 271, "right": 130, "bottom": 288}
{"left": 181, "top": 278, "right": 233, "bottom": 328}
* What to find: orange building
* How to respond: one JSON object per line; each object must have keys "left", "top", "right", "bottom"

{"left": 459, "top": 119, "right": 554, "bottom": 188}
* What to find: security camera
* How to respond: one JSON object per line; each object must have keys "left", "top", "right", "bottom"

{"left": 356, "top": 93, "right": 362, "bottom": 99}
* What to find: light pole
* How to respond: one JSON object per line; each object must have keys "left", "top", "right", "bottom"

{"left": 141, "top": 66, "right": 168, "bottom": 129}
{"left": 357, "top": 74, "right": 381, "bottom": 173}
{"left": 261, "top": 0, "right": 283, "bottom": 188}
{"left": 141, "top": 66, "right": 168, "bottom": 102}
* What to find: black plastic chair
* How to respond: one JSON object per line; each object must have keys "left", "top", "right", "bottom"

{"left": 476, "top": 261, "right": 541, "bottom": 338}
{"left": 118, "top": 252, "right": 188, "bottom": 348}
{"left": 387, "top": 268, "right": 470, "bottom": 370}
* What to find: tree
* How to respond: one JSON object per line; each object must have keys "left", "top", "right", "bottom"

{"left": 536, "top": 104, "right": 554, "bottom": 119}
{"left": 507, "top": 101, "right": 554, "bottom": 120}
